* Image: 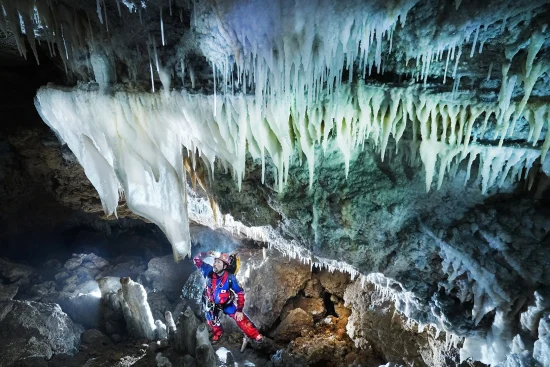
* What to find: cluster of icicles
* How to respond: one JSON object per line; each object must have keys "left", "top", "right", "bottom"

{"left": 3, "top": 0, "right": 549, "bottom": 260}
{"left": 36, "top": 80, "right": 549, "bottom": 260}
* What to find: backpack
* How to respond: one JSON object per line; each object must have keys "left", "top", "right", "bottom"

{"left": 225, "top": 253, "right": 240, "bottom": 275}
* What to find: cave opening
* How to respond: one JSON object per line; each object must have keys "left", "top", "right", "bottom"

{"left": 323, "top": 292, "right": 338, "bottom": 318}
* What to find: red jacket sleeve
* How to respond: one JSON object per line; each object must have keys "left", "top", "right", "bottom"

{"left": 193, "top": 252, "right": 206, "bottom": 268}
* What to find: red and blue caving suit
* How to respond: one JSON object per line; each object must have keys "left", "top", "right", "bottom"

{"left": 193, "top": 252, "right": 261, "bottom": 341}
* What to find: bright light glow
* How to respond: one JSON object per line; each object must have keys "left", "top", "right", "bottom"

{"left": 90, "top": 289, "right": 102, "bottom": 298}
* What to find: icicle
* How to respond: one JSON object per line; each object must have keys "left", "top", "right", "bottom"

{"left": 160, "top": 6, "right": 165, "bottom": 46}
{"left": 103, "top": 0, "right": 109, "bottom": 32}
{"left": 479, "top": 40, "right": 485, "bottom": 54}
{"left": 169, "top": 0, "right": 172, "bottom": 16}
{"left": 96, "top": 0, "right": 103, "bottom": 24}
{"left": 149, "top": 62, "right": 155, "bottom": 92}
{"left": 180, "top": 58, "right": 185, "bottom": 84}
{"left": 486, "top": 62, "right": 493, "bottom": 81}
{"left": 190, "top": 67, "right": 196, "bottom": 88}
{"left": 443, "top": 48, "right": 451, "bottom": 84}
{"left": 452, "top": 46, "right": 462, "bottom": 79}
{"left": 179, "top": 8, "right": 183, "bottom": 22}
{"left": 213, "top": 62, "right": 217, "bottom": 117}
{"left": 452, "top": 75, "right": 461, "bottom": 99}
{"left": 470, "top": 26, "right": 480, "bottom": 58}
{"left": 116, "top": 0, "right": 121, "bottom": 17}
{"left": 153, "top": 37, "right": 159, "bottom": 72}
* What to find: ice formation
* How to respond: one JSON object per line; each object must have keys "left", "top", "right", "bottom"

{"left": 35, "top": 72, "right": 550, "bottom": 260}
{"left": 421, "top": 226, "right": 550, "bottom": 366}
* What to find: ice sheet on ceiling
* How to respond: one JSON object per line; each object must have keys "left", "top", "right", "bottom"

{"left": 35, "top": 88, "right": 192, "bottom": 262}
{"left": 36, "top": 83, "right": 548, "bottom": 259}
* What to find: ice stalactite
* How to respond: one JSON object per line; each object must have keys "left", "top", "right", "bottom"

{"left": 36, "top": 88, "right": 192, "bottom": 261}
{"left": 36, "top": 78, "right": 549, "bottom": 257}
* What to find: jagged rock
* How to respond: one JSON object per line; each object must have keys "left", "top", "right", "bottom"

{"left": 81, "top": 329, "right": 111, "bottom": 345}
{"left": 294, "top": 296, "right": 326, "bottom": 320}
{"left": 156, "top": 352, "right": 173, "bottom": 367}
{"left": 97, "top": 276, "right": 122, "bottom": 295}
{"left": 195, "top": 324, "right": 216, "bottom": 367}
{"left": 175, "top": 306, "right": 200, "bottom": 355}
{"left": 120, "top": 277, "right": 157, "bottom": 340}
{"left": 103, "top": 256, "right": 147, "bottom": 279}
{"left": 54, "top": 271, "right": 69, "bottom": 282}
{"left": 181, "top": 270, "right": 207, "bottom": 305}
{"left": 533, "top": 314, "right": 550, "bottom": 366}
{"left": 344, "top": 281, "right": 459, "bottom": 367}
{"left": 272, "top": 308, "right": 314, "bottom": 342}
{"left": 143, "top": 255, "right": 191, "bottom": 300}
{"left": 0, "top": 258, "right": 33, "bottom": 285}
{"left": 64, "top": 253, "right": 110, "bottom": 272}
{"left": 0, "top": 300, "right": 83, "bottom": 367}
{"left": 64, "top": 255, "right": 83, "bottom": 270}
{"left": 334, "top": 300, "right": 351, "bottom": 329}
{"left": 81, "top": 253, "right": 110, "bottom": 269}
{"left": 313, "top": 270, "right": 351, "bottom": 299}
{"left": 172, "top": 298, "right": 187, "bottom": 318}
{"left": 0, "top": 283, "right": 18, "bottom": 300}
{"left": 239, "top": 251, "right": 312, "bottom": 329}
{"left": 303, "top": 278, "right": 324, "bottom": 298}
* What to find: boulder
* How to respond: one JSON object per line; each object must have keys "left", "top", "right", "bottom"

{"left": 0, "top": 283, "right": 18, "bottom": 300}
{"left": 294, "top": 296, "right": 326, "bottom": 320}
{"left": 142, "top": 255, "right": 191, "bottom": 300}
{"left": 238, "top": 249, "right": 311, "bottom": 329}
{"left": 0, "top": 300, "right": 83, "bottom": 367}
{"left": 272, "top": 308, "right": 314, "bottom": 342}
{"left": 0, "top": 258, "right": 33, "bottom": 285}
{"left": 181, "top": 270, "right": 207, "bottom": 305}
{"left": 303, "top": 278, "right": 324, "bottom": 298}
{"left": 314, "top": 270, "right": 350, "bottom": 299}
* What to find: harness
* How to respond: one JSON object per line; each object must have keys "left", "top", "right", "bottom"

{"left": 202, "top": 271, "right": 236, "bottom": 324}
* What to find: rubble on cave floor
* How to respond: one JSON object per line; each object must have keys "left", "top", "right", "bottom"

{"left": 0, "top": 226, "right": 391, "bottom": 367}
